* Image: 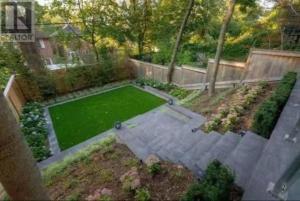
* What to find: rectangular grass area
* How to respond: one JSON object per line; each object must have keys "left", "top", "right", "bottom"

{"left": 49, "top": 85, "right": 165, "bottom": 150}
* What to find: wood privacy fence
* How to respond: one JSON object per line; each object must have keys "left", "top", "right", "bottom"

{"left": 3, "top": 48, "right": 300, "bottom": 119}
{"left": 130, "top": 49, "right": 300, "bottom": 88}
{"left": 3, "top": 75, "right": 27, "bottom": 120}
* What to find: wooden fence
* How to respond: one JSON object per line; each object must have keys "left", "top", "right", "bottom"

{"left": 130, "top": 48, "right": 300, "bottom": 88}
{"left": 3, "top": 48, "right": 300, "bottom": 120}
{"left": 3, "top": 75, "right": 27, "bottom": 120}
{"left": 130, "top": 59, "right": 207, "bottom": 86}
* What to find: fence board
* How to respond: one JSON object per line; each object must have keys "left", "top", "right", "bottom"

{"left": 130, "top": 49, "right": 300, "bottom": 87}
{"left": 3, "top": 75, "right": 27, "bottom": 120}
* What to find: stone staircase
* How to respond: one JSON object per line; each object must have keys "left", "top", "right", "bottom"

{"left": 117, "top": 78, "right": 300, "bottom": 200}
{"left": 116, "top": 104, "right": 268, "bottom": 190}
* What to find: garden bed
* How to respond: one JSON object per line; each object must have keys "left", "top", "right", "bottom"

{"left": 48, "top": 85, "right": 165, "bottom": 150}
{"left": 185, "top": 82, "right": 277, "bottom": 134}
{"left": 135, "top": 78, "right": 193, "bottom": 100}
{"left": 44, "top": 138, "right": 195, "bottom": 201}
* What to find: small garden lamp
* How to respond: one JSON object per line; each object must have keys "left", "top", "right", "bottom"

{"left": 114, "top": 121, "right": 122, "bottom": 130}
{"left": 168, "top": 98, "right": 174, "bottom": 105}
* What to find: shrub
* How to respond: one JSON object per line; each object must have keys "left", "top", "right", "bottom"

{"left": 181, "top": 161, "right": 234, "bottom": 201}
{"left": 147, "top": 163, "right": 162, "bottom": 176}
{"left": 135, "top": 188, "right": 151, "bottom": 201}
{"left": 136, "top": 78, "right": 190, "bottom": 99}
{"left": 252, "top": 72, "right": 297, "bottom": 138}
{"left": 169, "top": 88, "right": 191, "bottom": 100}
{"left": 20, "top": 102, "right": 51, "bottom": 161}
{"left": 0, "top": 67, "right": 11, "bottom": 91}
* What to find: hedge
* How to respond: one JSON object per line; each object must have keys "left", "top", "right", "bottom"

{"left": 252, "top": 72, "right": 297, "bottom": 138}
{"left": 181, "top": 161, "right": 234, "bottom": 201}
{"left": 20, "top": 102, "right": 51, "bottom": 161}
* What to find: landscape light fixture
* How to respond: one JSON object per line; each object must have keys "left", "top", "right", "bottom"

{"left": 168, "top": 98, "right": 174, "bottom": 105}
{"left": 114, "top": 121, "right": 122, "bottom": 130}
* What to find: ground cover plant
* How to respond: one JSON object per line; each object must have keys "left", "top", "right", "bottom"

{"left": 44, "top": 137, "right": 195, "bottom": 200}
{"left": 0, "top": 68, "right": 11, "bottom": 91}
{"left": 20, "top": 102, "right": 51, "bottom": 161}
{"left": 181, "top": 161, "right": 241, "bottom": 201}
{"left": 136, "top": 78, "right": 192, "bottom": 100}
{"left": 49, "top": 85, "right": 165, "bottom": 150}
{"left": 186, "top": 82, "right": 276, "bottom": 133}
{"left": 252, "top": 72, "right": 297, "bottom": 138}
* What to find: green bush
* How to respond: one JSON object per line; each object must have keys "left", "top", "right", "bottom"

{"left": 181, "top": 161, "right": 234, "bottom": 201}
{"left": 0, "top": 67, "right": 11, "bottom": 91}
{"left": 135, "top": 188, "right": 151, "bottom": 201}
{"left": 135, "top": 78, "right": 191, "bottom": 99}
{"left": 170, "top": 88, "right": 191, "bottom": 100}
{"left": 147, "top": 163, "right": 162, "bottom": 176}
{"left": 20, "top": 102, "right": 51, "bottom": 161}
{"left": 252, "top": 72, "right": 297, "bottom": 138}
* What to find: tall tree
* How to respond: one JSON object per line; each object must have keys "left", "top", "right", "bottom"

{"left": 208, "top": 0, "right": 237, "bottom": 96}
{"left": 167, "top": 0, "right": 195, "bottom": 83}
{"left": 0, "top": 93, "right": 49, "bottom": 200}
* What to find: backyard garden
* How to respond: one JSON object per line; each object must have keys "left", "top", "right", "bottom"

{"left": 0, "top": 0, "right": 299, "bottom": 200}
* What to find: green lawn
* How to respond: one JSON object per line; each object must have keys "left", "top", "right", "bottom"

{"left": 49, "top": 85, "right": 165, "bottom": 150}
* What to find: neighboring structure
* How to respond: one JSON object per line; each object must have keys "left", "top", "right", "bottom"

{"left": 50, "top": 24, "right": 94, "bottom": 64}
{"left": 34, "top": 25, "right": 94, "bottom": 69}
{"left": 35, "top": 31, "right": 54, "bottom": 65}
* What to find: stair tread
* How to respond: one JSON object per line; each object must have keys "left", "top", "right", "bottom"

{"left": 224, "top": 131, "right": 267, "bottom": 188}
{"left": 180, "top": 132, "right": 222, "bottom": 171}
{"left": 196, "top": 131, "right": 242, "bottom": 171}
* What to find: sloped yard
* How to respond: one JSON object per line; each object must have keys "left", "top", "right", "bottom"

{"left": 44, "top": 138, "right": 195, "bottom": 201}
{"left": 185, "top": 82, "right": 277, "bottom": 134}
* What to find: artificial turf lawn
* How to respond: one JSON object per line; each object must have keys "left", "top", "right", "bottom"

{"left": 49, "top": 85, "right": 165, "bottom": 150}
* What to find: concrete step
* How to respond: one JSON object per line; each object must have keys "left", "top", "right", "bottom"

{"left": 155, "top": 129, "right": 207, "bottom": 164}
{"left": 166, "top": 105, "right": 207, "bottom": 125}
{"left": 224, "top": 131, "right": 267, "bottom": 189}
{"left": 179, "top": 131, "right": 222, "bottom": 175}
{"left": 196, "top": 131, "right": 242, "bottom": 173}
{"left": 117, "top": 129, "right": 152, "bottom": 161}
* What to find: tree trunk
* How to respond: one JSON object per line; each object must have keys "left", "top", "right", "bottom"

{"left": 208, "top": 0, "right": 237, "bottom": 96}
{"left": 0, "top": 93, "right": 49, "bottom": 200}
{"left": 167, "top": 0, "right": 195, "bottom": 83}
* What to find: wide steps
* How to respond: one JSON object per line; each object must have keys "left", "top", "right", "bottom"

{"left": 179, "top": 132, "right": 222, "bottom": 174}
{"left": 224, "top": 131, "right": 267, "bottom": 189}
{"left": 155, "top": 130, "right": 207, "bottom": 163}
{"left": 117, "top": 129, "right": 151, "bottom": 160}
{"left": 196, "top": 131, "right": 242, "bottom": 173}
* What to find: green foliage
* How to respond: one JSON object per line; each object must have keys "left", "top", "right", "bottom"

{"left": 204, "top": 83, "right": 267, "bottom": 133}
{"left": 43, "top": 136, "right": 115, "bottom": 184}
{"left": 181, "top": 161, "right": 234, "bottom": 201}
{"left": 252, "top": 72, "right": 297, "bottom": 138}
{"left": 136, "top": 78, "right": 191, "bottom": 100}
{"left": 147, "top": 163, "right": 162, "bottom": 176}
{"left": 0, "top": 68, "right": 11, "bottom": 91}
{"left": 20, "top": 102, "right": 51, "bottom": 161}
{"left": 170, "top": 88, "right": 191, "bottom": 100}
{"left": 135, "top": 188, "right": 151, "bottom": 201}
